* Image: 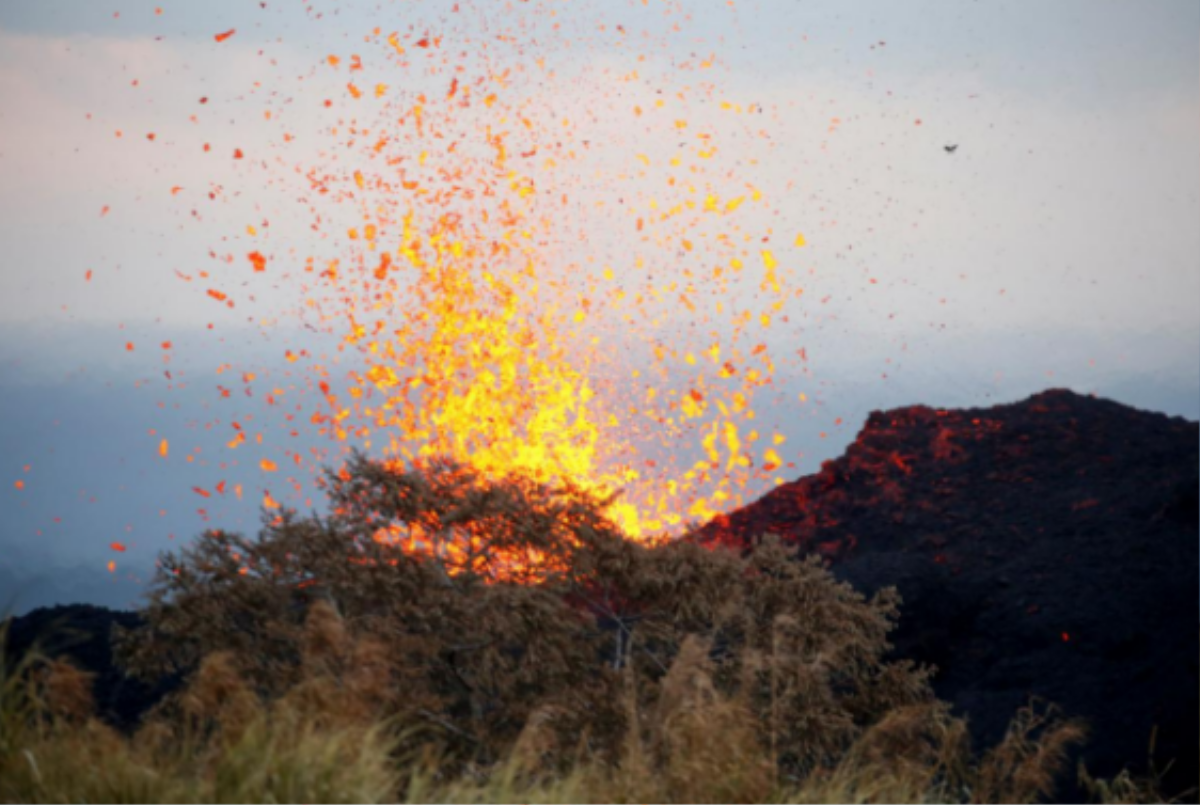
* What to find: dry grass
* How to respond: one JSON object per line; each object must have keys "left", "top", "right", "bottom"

{"left": 0, "top": 612, "right": 1162, "bottom": 804}
{"left": 2, "top": 620, "right": 398, "bottom": 804}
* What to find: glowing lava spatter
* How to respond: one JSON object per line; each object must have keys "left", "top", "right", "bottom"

{"left": 177, "top": 0, "right": 808, "bottom": 551}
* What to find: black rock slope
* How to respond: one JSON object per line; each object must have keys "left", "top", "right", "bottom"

{"left": 697, "top": 389, "right": 1198, "bottom": 796}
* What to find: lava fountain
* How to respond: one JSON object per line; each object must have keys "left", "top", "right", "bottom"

{"left": 155, "top": 0, "right": 809, "bottom": 563}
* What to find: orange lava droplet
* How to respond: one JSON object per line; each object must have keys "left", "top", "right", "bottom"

{"left": 1061, "top": 632, "right": 1071, "bottom": 642}
{"left": 159, "top": 439, "right": 169, "bottom": 458}
{"left": 248, "top": 251, "right": 267, "bottom": 272}
{"left": 373, "top": 252, "right": 392, "bottom": 280}
{"left": 214, "top": 29, "right": 236, "bottom": 43}
{"left": 263, "top": 491, "right": 280, "bottom": 509}
{"left": 125, "top": 342, "right": 135, "bottom": 352}
{"left": 260, "top": 459, "right": 278, "bottom": 472}
{"left": 13, "top": 480, "right": 24, "bottom": 490}
{"left": 233, "top": 148, "right": 244, "bottom": 159}
{"left": 110, "top": 542, "right": 127, "bottom": 553}
{"left": 85, "top": 269, "right": 93, "bottom": 282}
{"left": 192, "top": 486, "right": 211, "bottom": 498}
{"left": 107, "top": 560, "right": 116, "bottom": 573}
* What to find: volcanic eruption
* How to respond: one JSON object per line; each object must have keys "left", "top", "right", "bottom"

{"left": 142, "top": 0, "right": 815, "bottom": 565}
{"left": 2, "top": 1, "right": 1197, "bottom": 801}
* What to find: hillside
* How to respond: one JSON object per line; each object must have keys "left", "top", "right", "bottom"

{"left": 696, "top": 389, "right": 1199, "bottom": 795}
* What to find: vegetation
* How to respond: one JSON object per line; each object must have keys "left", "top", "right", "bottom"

{"left": 0, "top": 454, "right": 1167, "bottom": 802}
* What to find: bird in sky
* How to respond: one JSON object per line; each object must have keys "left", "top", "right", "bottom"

{"left": 944, "top": 144, "right": 959, "bottom": 154}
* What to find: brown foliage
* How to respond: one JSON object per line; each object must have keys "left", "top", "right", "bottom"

{"left": 38, "top": 659, "right": 94, "bottom": 724}
{"left": 973, "top": 702, "right": 1089, "bottom": 804}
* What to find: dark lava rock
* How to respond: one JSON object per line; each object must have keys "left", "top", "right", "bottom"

{"left": 3, "top": 604, "right": 173, "bottom": 730}
{"left": 696, "top": 388, "right": 1199, "bottom": 798}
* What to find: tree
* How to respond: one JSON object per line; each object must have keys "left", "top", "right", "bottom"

{"left": 117, "top": 451, "right": 933, "bottom": 772}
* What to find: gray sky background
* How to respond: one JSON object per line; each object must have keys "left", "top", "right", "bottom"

{"left": 1, "top": 0, "right": 1196, "bottom": 614}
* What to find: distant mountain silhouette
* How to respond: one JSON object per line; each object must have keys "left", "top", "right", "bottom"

{"left": 0, "top": 559, "right": 151, "bottom": 616}
{"left": 696, "top": 389, "right": 1199, "bottom": 796}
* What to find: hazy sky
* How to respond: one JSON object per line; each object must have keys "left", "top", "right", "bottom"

{"left": 1, "top": 0, "right": 1197, "bottom": 614}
